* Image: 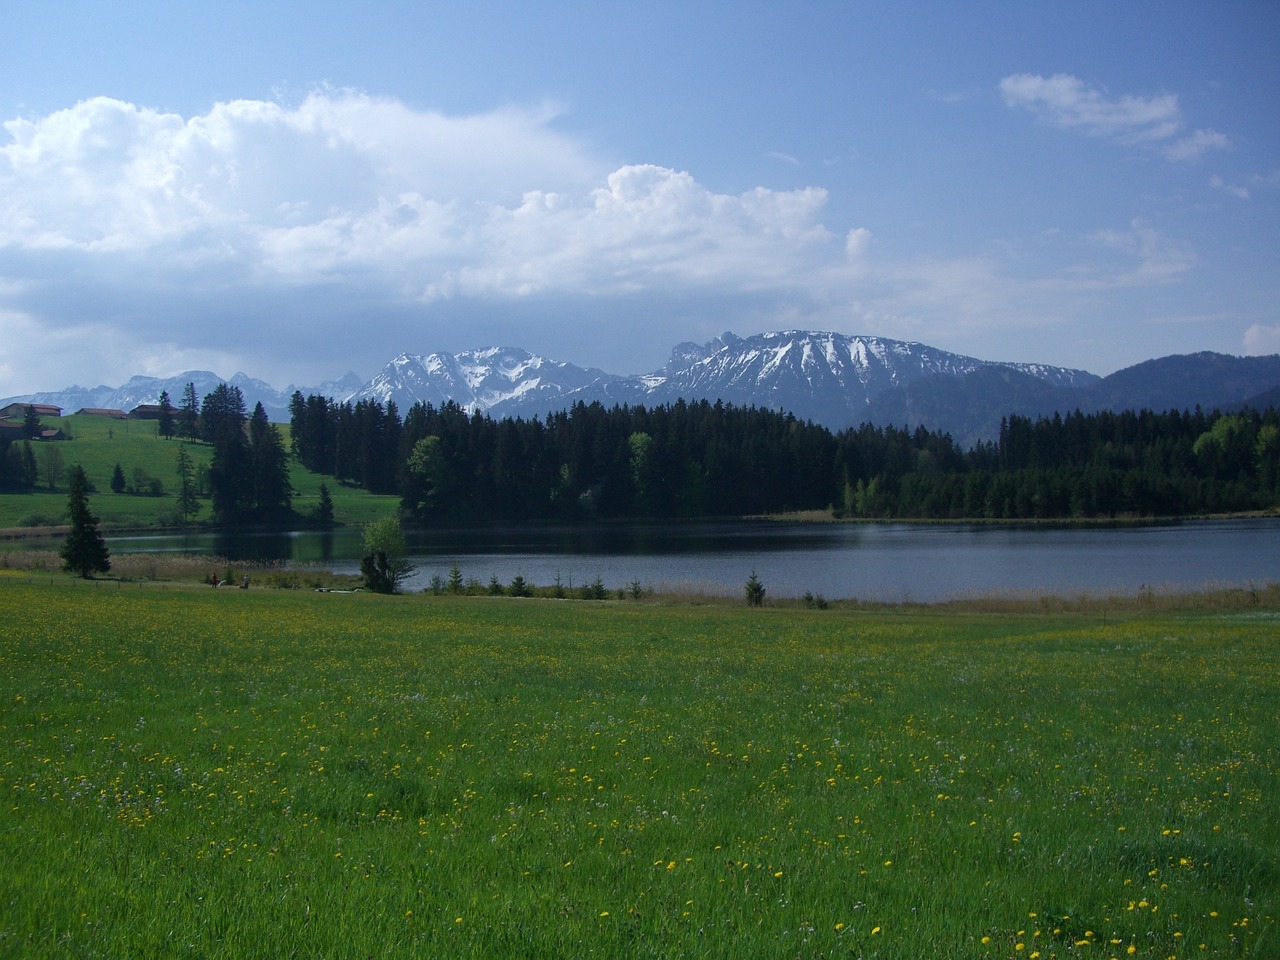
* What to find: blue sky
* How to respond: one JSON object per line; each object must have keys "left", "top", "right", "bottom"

{"left": 2, "top": 1, "right": 1278, "bottom": 395}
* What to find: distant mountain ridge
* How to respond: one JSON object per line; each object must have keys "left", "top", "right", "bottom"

{"left": 6, "top": 330, "right": 1279, "bottom": 444}
{"left": 353, "top": 331, "right": 1099, "bottom": 428}
{"left": 359, "top": 347, "right": 620, "bottom": 415}
{"left": 1, "top": 370, "right": 365, "bottom": 424}
{"left": 866, "top": 350, "right": 1280, "bottom": 446}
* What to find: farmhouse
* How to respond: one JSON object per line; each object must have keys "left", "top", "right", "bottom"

{"left": 129, "top": 404, "right": 168, "bottom": 419}
{"left": 76, "top": 407, "right": 129, "bottom": 419}
{"left": 0, "top": 402, "right": 64, "bottom": 440}
{"left": 0, "top": 402, "right": 62, "bottom": 419}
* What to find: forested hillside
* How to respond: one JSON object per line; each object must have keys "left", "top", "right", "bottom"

{"left": 288, "top": 392, "right": 1280, "bottom": 522}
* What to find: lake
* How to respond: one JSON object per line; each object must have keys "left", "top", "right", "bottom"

{"left": 87, "top": 517, "right": 1280, "bottom": 602}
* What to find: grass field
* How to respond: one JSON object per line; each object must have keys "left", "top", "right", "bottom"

{"left": 0, "top": 580, "right": 1275, "bottom": 958}
{"left": 0, "top": 414, "right": 397, "bottom": 531}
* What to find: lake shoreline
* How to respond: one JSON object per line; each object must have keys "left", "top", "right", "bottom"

{"left": 3, "top": 504, "right": 1277, "bottom": 543}
{"left": 3, "top": 555, "right": 1278, "bottom": 617}
{"left": 5, "top": 515, "right": 1279, "bottom": 605}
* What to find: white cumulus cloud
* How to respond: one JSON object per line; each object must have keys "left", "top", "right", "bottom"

{"left": 0, "top": 91, "right": 858, "bottom": 391}
{"left": 1244, "top": 324, "right": 1280, "bottom": 356}
{"left": 0, "top": 93, "right": 841, "bottom": 292}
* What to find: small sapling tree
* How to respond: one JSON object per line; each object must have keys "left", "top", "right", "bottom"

{"left": 745, "top": 570, "right": 766, "bottom": 607}
{"left": 359, "top": 515, "right": 413, "bottom": 594}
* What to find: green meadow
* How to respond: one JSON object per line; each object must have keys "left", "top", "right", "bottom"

{"left": 0, "top": 414, "right": 397, "bottom": 531}
{"left": 0, "top": 580, "right": 1275, "bottom": 958}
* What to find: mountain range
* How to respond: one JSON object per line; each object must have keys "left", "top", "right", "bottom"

{"left": 6, "top": 330, "right": 1280, "bottom": 447}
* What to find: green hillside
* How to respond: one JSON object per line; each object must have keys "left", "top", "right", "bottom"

{"left": 0, "top": 414, "right": 397, "bottom": 531}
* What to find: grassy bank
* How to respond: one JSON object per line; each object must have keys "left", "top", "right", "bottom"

{"left": 0, "top": 581, "right": 1275, "bottom": 957}
{"left": 0, "top": 414, "right": 398, "bottom": 531}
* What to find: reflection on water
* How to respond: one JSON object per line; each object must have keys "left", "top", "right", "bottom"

{"left": 100, "top": 529, "right": 351, "bottom": 564}
{"left": 21, "top": 517, "right": 1279, "bottom": 602}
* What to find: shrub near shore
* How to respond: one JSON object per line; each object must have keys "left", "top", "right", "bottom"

{"left": 0, "top": 582, "right": 1275, "bottom": 958}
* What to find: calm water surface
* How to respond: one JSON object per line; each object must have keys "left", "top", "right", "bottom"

{"left": 93, "top": 518, "right": 1280, "bottom": 602}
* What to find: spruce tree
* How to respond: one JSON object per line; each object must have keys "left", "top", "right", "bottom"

{"left": 22, "top": 405, "right": 42, "bottom": 440}
{"left": 178, "top": 382, "right": 199, "bottom": 440}
{"left": 61, "top": 465, "right": 110, "bottom": 578}
{"left": 209, "top": 425, "right": 250, "bottom": 523}
{"left": 157, "top": 389, "right": 175, "bottom": 439}
{"left": 175, "top": 445, "right": 199, "bottom": 525}
{"left": 249, "top": 417, "right": 292, "bottom": 522}
{"left": 315, "top": 482, "right": 335, "bottom": 527}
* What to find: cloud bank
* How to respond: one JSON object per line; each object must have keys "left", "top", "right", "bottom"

{"left": 0, "top": 92, "right": 838, "bottom": 289}
{"left": 0, "top": 90, "right": 1216, "bottom": 393}
{"left": 0, "top": 92, "right": 862, "bottom": 390}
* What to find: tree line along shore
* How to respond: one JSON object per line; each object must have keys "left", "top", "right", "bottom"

{"left": 3, "top": 388, "right": 1280, "bottom": 532}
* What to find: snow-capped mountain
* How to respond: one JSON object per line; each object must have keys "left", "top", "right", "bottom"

{"left": 352, "top": 331, "right": 1097, "bottom": 427}
{"left": 16, "top": 331, "right": 1274, "bottom": 444}
{"left": 355, "top": 347, "right": 621, "bottom": 414}
{"left": 640, "top": 330, "right": 1096, "bottom": 426}
{"left": 4, "top": 330, "right": 1100, "bottom": 430}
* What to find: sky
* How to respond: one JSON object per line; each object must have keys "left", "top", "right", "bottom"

{"left": 1, "top": 1, "right": 1278, "bottom": 396}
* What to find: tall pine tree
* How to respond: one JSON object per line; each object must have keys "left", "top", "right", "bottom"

{"left": 61, "top": 465, "right": 110, "bottom": 578}
{"left": 248, "top": 402, "right": 292, "bottom": 522}
{"left": 178, "top": 382, "right": 199, "bottom": 440}
{"left": 157, "top": 389, "right": 175, "bottom": 439}
{"left": 175, "top": 445, "right": 199, "bottom": 525}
